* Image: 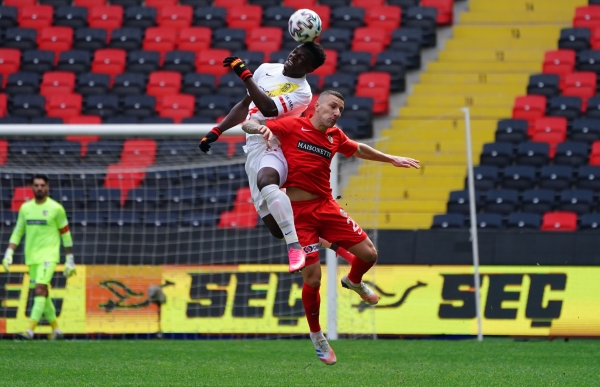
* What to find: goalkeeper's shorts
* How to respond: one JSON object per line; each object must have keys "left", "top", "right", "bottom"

{"left": 28, "top": 262, "right": 57, "bottom": 288}
{"left": 291, "top": 197, "right": 368, "bottom": 267}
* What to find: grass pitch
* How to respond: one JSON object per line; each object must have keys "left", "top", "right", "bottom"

{"left": 0, "top": 338, "right": 598, "bottom": 386}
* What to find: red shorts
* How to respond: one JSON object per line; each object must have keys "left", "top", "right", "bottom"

{"left": 291, "top": 197, "right": 368, "bottom": 266}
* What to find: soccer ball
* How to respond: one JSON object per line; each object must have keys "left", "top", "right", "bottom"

{"left": 288, "top": 9, "right": 322, "bottom": 43}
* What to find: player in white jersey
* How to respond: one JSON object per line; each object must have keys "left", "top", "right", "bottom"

{"left": 199, "top": 43, "right": 328, "bottom": 273}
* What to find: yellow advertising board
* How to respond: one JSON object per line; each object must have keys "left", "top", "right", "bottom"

{"left": 1, "top": 265, "right": 599, "bottom": 336}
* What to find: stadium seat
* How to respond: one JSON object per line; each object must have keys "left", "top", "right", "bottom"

{"left": 10, "top": 94, "right": 45, "bottom": 118}
{"left": 177, "top": 27, "right": 211, "bottom": 52}
{"left": 484, "top": 189, "right": 519, "bottom": 215}
{"left": 55, "top": 6, "right": 88, "bottom": 29}
{"left": 541, "top": 212, "right": 578, "bottom": 231}
{"left": 390, "top": 27, "right": 423, "bottom": 52}
{"left": 88, "top": 5, "right": 123, "bottom": 34}
{"left": 320, "top": 28, "right": 352, "bottom": 52}
{"left": 531, "top": 117, "right": 567, "bottom": 157}
{"left": 590, "top": 141, "right": 600, "bottom": 165}
{"left": 338, "top": 51, "right": 371, "bottom": 75}
{"left": 246, "top": 27, "right": 282, "bottom": 57}
{"left": 554, "top": 142, "right": 589, "bottom": 167}
{"left": 104, "top": 166, "right": 146, "bottom": 205}
{"left": 11, "top": 187, "right": 34, "bottom": 212}
{"left": 351, "top": 27, "right": 386, "bottom": 55}
{"left": 584, "top": 99, "right": 600, "bottom": 121}
{"left": 446, "top": 190, "right": 472, "bottom": 215}
{"left": 38, "top": 27, "right": 73, "bottom": 57}
{"left": 226, "top": 5, "right": 261, "bottom": 32}
{"left": 321, "top": 73, "right": 355, "bottom": 97}
{"left": 46, "top": 93, "right": 82, "bottom": 120}
{"left": 0, "top": 49, "right": 21, "bottom": 79}
{"left": 355, "top": 72, "right": 390, "bottom": 115}
{"left": 580, "top": 213, "right": 600, "bottom": 230}
{"left": 559, "top": 189, "right": 594, "bottom": 215}
{"left": 76, "top": 73, "right": 110, "bottom": 96}
{"left": 146, "top": 0, "right": 178, "bottom": 8}
{"left": 576, "top": 165, "right": 600, "bottom": 190}
{"left": 576, "top": 50, "right": 600, "bottom": 74}
{"left": 501, "top": 166, "right": 536, "bottom": 191}
{"left": 84, "top": 140, "right": 122, "bottom": 165}
{"left": 124, "top": 188, "right": 161, "bottom": 211}
{"left": 182, "top": 73, "right": 215, "bottom": 96}
{"left": 573, "top": 6, "right": 600, "bottom": 30}
{"left": 4, "top": 28, "right": 37, "bottom": 51}
{"left": 542, "top": 50, "right": 576, "bottom": 87}
{"left": 547, "top": 96, "right": 582, "bottom": 121}
{"left": 66, "top": 115, "right": 101, "bottom": 124}
{"left": 73, "top": 28, "right": 107, "bottom": 51}
{"left": 0, "top": 94, "right": 6, "bottom": 118}
{"left": 144, "top": 212, "right": 179, "bottom": 227}
{"left": 163, "top": 51, "right": 196, "bottom": 73}
{"left": 54, "top": 187, "right": 87, "bottom": 213}
{"left": 107, "top": 211, "right": 142, "bottom": 226}
{"left": 122, "top": 95, "right": 155, "bottom": 118}
{"left": 476, "top": 213, "right": 503, "bottom": 229}
{"left": 57, "top": 50, "right": 91, "bottom": 74}
{"left": 479, "top": 142, "right": 513, "bottom": 167}
{"left": 262, "top": 6, "right": 295, "bottom": 29}
{"left": 123, "top": 6, "right": 156, "bottom": 29}
{"left": 527, "top": 74, "right": 560, "bottom": 98}
{"left": 539, "top": 165, "right": 574, "bottom": 191}
{"left": 143, "top": 27, "right": 177, "bottom": 56}
{"left": 216, "top": 73, "right": 246, "bottom": 97}
{"left": 331, "top": 6, "right": 365, "bottom": 30}
{"left": 212, "top": 28, "right": 246, "bottom": 52}
{"left": 127, "top": 50, "right": 160, "bottom": 73}
{"left": 591, "top": 27, "right": 600, "bottom": 50}
{"left": 155, "top": 140, "right": 196, "bottom": 164}
{"left": 516, "top": 142, "right": 549, "bottom": 167}
{"left": 342, "top": 96, "right": 373, "bottom": 137}
{"left": 559, "top": 28, "right": 591, "bottom": 52}
{"left": 159, "top": 94, "right": 194, "bottom": 123}
{"left": 232, "top": 50, "right": 264, "bottom": 73}
{"left": 111, "top": 72, "right": 146, "bottom": 95}
{"left": 512, "top": 95, "right": 547, "bottom": 130}
{"left": 147, "top": 71, "right": 181, "bottom": 101}
{"left": 75, "top": 0, "right": 107, "bottom": 9}
{"left": 404, "top": 6, "right": 437, "bottom": 47}
{"left": 506, "top": 213, "right": 542, "bottom": 229}
{"left": 495, "top": 119, "right": 528, "bottom": 144}
{"left": 158, "top": 5, "right": 193, "bottom": 29}
{"left": 120, "top": 139, "right": 156, "bottom": 167}
{"left": 83, "top": 94, "right": 119, "bottom": 118}
{"left": 469, "top": 166, "right": 499, "bottom": 192}
{"left": 181, "top": 211, "right": 219, "bottom": 227}
{"left": 19, "top": 5, "right": 53, "bottom": 30}
{"left": 373, "top": 51, "right": 406, "bottom": 92}
{"left": 431, "top": 213, "right": 465, "bottom": 229}
{"left": 193, "top": 6, "right": 226, "bottom": 29}
{"left": 8, "top": 140, "right": 45, "bottom": 165}
{"left": 47, "top": 140, "right": 81, "bottom": 165}
{"left": 92, "top": 49, "right": 126, "bottom": 77}
{"left": 40, "top": 71, "right": 76, "bottom": 96}
{"left": 105, "top": 116, "right": 139, "bottom": 123}
{"left": 109, "top": 27, "right": 144, "bottom": 51}
{"left": 365, "top": 6, "right": 401, "bottom": 41}
{"left": 196, "top": 49, "right": 231, "bottom": 79}
{"left": 421, "top": 0, "right": 452, "bottom": 25}
{"left": 562, "top": 72, "right": 596, "bottom": 109}
{"left": 21, "top": 50, "right": 53, "bottom": 73}
{"left": 6, "top": 72, "right": 40, "bottom": 95}
{"left": 163, "top": 187, "right": 199, "bottom": 210}
{"left": 195, "top": 95, "right": 231, "bottom": 120}
{"left": 71, "top": 212, "right": 105, "bottom": 227}
{"left": 0, "top": 6, "right": 17, "bottom": 29}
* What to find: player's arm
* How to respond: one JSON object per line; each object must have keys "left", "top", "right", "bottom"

{"left": 199, "top": 95, "right": 252, "bottom": 153}
{"left": 3, "top": 210, "right": 25, "bottom": 271}
{"left": 353, "top": 143, "right": 420, "bottom": 169}
{"left": 57, "top": 206, "right": 76, "bottom": 277}
{"left": 224, "top": 58, "right": 279, "bottom": 117}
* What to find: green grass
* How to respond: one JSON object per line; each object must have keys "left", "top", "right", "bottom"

{"left": 0, "top": 338, "right": 598, "bottom": 386}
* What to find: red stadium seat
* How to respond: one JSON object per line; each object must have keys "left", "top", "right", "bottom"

{"left": 66, "top": 135, "right": 100, "bottom": 156}
{"left": 120, "top": 139, "right": 157, "bottom": 167}
{"left": 365, "top": 6, "right": 401, "bottom": 44}
{"left": 214, "top": 0, "right": 246, "bottom": 9}
{"left": 421, "top": 0, "right": 453, "bottom": 25}
{"left": 75, "top": 0, "right": 107, "bottom": 9}
{"left": 159, "top": 94, "right": 195, "bottom": 123}
{"left": 158, "top": 5, "right": 193, "bottom": 29}
{"left": 11, "top": 187, "right": 34, "bottom": 212}
{"left": 284, "top": 0, "right": 317, "bottom": 8}
{"left": 66, "top": 115, "right": 101, "bottom": 124}
{"left": 46, "top": 93, "right": 82, "bottom": 120}
{"left": 146, "top": 0, "right": 178, "bottom": 9}
{"left": 573, "top": 5, "right": 600, "bottom": 30}
{"left": 562, "top": 72, "right": 597, "bottom": 110}
{"left": 92, "top": 49, "right": 126, "bottom": 77}
{"left": 311, "top": 5, "right": 331, "bottom": 30}
{"left": 355, "top": 72, "right": 391, "bottom": 115}
{"left": 311, "top": 49, "right": 337, "bottom": 78}
{"left": 38, "top": 27, "right": 73, "bottom": 58}
{"left": 512, "top": 95, "right": 547, "bottom": 130}
{"left": 541, "top": 212, "right": 577, "bottom": 231}
{"left": 41, "top": 71, "right": 76, "bottom": 96}
{"left": 4, "top": 0, "right": 36, "bottom": 7}
{"left": 543, "top": 50, "right": 576, "bottom": 88}
{"left": 177, "top": 27, "right": 211, "bottom": 52}
{"left": 589, "top": 141, "right": 600, "bottom": 165}
{"left": 591, "top": 27, "right": 600, "bottom": 49}
{"left": 353, "top": 0, "right": 385, "bottom": 8}
{"left": 18, "top": 5, "right": 53, "bottom": 30}
{"left": 147, "top": 71, "right": 181, "bottom": 102}
{"left": 0, "top": 94, "right": 6, "bottom": 118}
{"left": 352, "top": 27, "right": 387, "bottom": 55}
{"left": 247, "top": 27, "right": 282, "bottom": 57}
{"left": 144, "top": 27, "right": 177, "bottom": 57}
{"left": 218, "top": 205, "right": 258, "bottom": 229}
{"left": 0, "top": 49, "right": 21, "bottom": 79}
{"left": 227, "top": 5, "right": 262, "bottom": 32}
{"left": 0, "top": 139, "right": 7, "bottom": 165}
{"left": 104, "top": 163, "right": 146, "bottom": 205}
{"left": 88, "top": 5, "right": 123, "bottom": 34}
{"left": 196, "top": 49, "right": 231, "bottom": 79}
{"left": 532, "top": 117, "right": 568, "bottom": 158}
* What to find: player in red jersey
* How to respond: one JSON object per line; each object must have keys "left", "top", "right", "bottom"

{"left": 242, "top": 90, "right": 420, "bottom": 365}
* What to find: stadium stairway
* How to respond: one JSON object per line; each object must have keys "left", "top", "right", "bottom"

{"left": 342, "top": 0, "right": 587, "bottom": 230}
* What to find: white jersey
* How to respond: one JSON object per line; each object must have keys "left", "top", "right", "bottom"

{"left": 246, "top": 63, "right": 312, "bottom": 139}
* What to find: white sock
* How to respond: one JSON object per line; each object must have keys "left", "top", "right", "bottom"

{"left": 26, "top": 329, "right": 34, "bottom": 338}
{"left": 260, "top": 184, "right": 299, "bottom": 245}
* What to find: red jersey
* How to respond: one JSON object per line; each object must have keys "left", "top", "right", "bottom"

{"left": 265, "top": 116, "right": 358, "bottom": 198}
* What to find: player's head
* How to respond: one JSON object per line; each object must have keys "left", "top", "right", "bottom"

{"left": 283, "top": 42, "right": 326, "bottom": 76}
{"left": 31, "top": 174, "right": 49, "bottom": 200}
{"left": 313, "top": 90, "right": 344, "bottom": 129}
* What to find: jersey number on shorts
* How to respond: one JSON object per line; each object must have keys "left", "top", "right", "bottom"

{"left": 346, "top": 217, "right": 362, "bottom": 235}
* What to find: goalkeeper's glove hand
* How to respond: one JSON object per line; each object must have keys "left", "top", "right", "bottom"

{"left": 64, "top": 254, "right": 76, "bottom": 278}
{"left": 223, "top": 56, "right": 253, "bottom": 81}
{"left": 2, "top": 248, "right": 13, "bottom": 272}
{"left": 199, "top": 127, "right": 222, "bottom": 153}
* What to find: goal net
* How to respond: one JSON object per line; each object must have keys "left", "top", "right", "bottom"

{"left": 0, "top": 124, "right": 383, "bottom": 339}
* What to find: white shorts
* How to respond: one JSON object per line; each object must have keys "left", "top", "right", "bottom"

{"left": 244, "top": 135, "right": 289, "bottom": 218}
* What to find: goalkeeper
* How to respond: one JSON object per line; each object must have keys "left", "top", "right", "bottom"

{"left": 2, "top": 174, "right": 77, "bottom": 340}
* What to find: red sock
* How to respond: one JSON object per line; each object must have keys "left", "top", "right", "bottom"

{"left": 348, "top": 257, "right": 376, "bottom": 284}
{"left": 302, "top": 282, "right": 321, "bottom": 333}
{"left": 334, "top": 246, "right": 356, "bottom": 265}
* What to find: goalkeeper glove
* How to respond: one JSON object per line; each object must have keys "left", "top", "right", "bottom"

{"left": 64, "top": 254, "right": 76, "bottom": 278}
{"left": 2, "top": 248, "right": 13, "bottom": 272}
{"left": 223, "top": 56, "right": 253, "bottom": 82}
{"left": 199, "top": 127, "right": 222, "bottom": 153}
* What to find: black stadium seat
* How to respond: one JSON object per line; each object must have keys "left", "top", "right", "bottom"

{"left": 576, "top": 165, "right": 600, "bottom": 190}
{"left": 558, "top": 27, "right": 591, "bottom": 52}
{"left": 576, "top": 50, "right": 600, "bottom": 73}
{"left": 432, "top": 213, "right": 465, "bottom": 229}
{"left": 585, "top": 96, "right": 600, "bottom": 119}
{"left": 6, "top": 72, "right": 40, "bottom": 95}
{"left": 527, "top": 73, "right": 560, "bottom": 98}
{"left": 262, "top": 6, "right": 294, "bottom": 29}
{"left": 404, "top": 7, "right": 437, "bottom": 47}
{"left": 373, "top": 51, "right": 407, "bottom": 92}
{"left": 495, "top": 119, "right": 528, "bottom": 143}
{"left": 232, "top": 50, "right": 264, "bottom": 73}
{"left": 579, "top": 213, "right": 600, "bottom": 230}
{"left": 476, "top": 213, "right": 503, "bottom": 229}
{"left": 559, "top": 189, "right": 594, "bottom": 215}
{"left": 57, "top": 50, "right": 92, "bottom": 73}
{"left": 110, "top": 28, "right": 144, "bottom": 51}
{"left": 322, "top": 73, "right": 356, "bottom": 96}
{"left": 182, "top": 73, "right": 215, "bottom": 96}
{"left": 4, "top": 28, "right": 37, "bottom": 51}
{"left": 320, "top": 28, "right": 352, "bottom": 52}
{"left": 76, "top": 73, "right": 111, "bottom": 96}
{"left": 21, "top": 50, "right": 55, "bottom": 73}
{"left": 193, "top": 6, "right": 227, "bottom": 29}
{"left": 447, "top": 190, "right": 472, "bottom": 215}
{"left": 554, "top": 142, "right": 589, "bottom": 167}
{"left": 469, "top": 166, "right": 499, "bottom": 192}
{"left": 501, "top": 165, "right": 536, "bottom": 191}
{"left": 547, "top": 96, "right": 582, "bottom": 121}
{"left": 55, "top": 6, "right": 88, "bottom": 29}
{"left": 84, "top": 95, "right": 120, "bottom": 118}
{"left": 163, "top": 50, "right": 196, "bottom": 73}
{"left": 330, "top": 7, "right": 365, "bottom": 30}
{"left": 124, "top": 6, "right": 157, "bottom": 29}
{"left": 507, "top": 213, "right": 542, "bottom": 229}
{"left": 480, "top": 142, "right": 513, "bottom": 167}
{"left": 0, "top": 6, "right": 18, "bottom": 29}
{"left": 539, "top": 165, "right": 574, "bottom": 190}
{"left": 127, "top": 50, "right": 161, "bottom": 73}
{"left": 113, "top": 73, "right": 147, "bottom": 95}
{"left": 216, "top": 73, "right": 246, "bottom": 97}
{"left": 10, "top": 95, "right": 46, "bottom": 118}
{"left": 572, "top": 118, "right": 600, "bottom": 141}
{"left": 212, "top": 28, "right": 245, "bottom": 52}
{"left": 484, "top": 189, "right": 519, "bottom": 215}
{"left": 122, "top": 95, "right": 156, "bottom": 118}
{"left": 516, "top": 142, "right": 549, "bottom": 167}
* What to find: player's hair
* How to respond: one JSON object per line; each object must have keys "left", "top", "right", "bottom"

{"left": 31, "top": 174, "right": 48, "bottom": 184}
{"left": 320, "top": 90, "right": 344, "bottom": 102}
{"left": 301, "top": 42, "right": 326, "bottom": 69}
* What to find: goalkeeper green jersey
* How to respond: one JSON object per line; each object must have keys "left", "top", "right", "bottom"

{"left": 9, "top": 197, "right": 72, "bottom": 265}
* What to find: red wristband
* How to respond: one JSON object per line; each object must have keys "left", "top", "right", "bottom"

{"left": 240, "top": 70, "right": 252, "bottom": 82}
{"left": 211, "top": 127, "right": 222, "bottom": 136}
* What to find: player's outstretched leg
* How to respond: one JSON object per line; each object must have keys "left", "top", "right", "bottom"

{"left": 341, "top": 238, "right": 379, "bottom": 305}
{"left": 302, "top": 262, "right": 336, "bottom": 365}
{"left": 44, "top": 296, "right": 64, "bottom": 340}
